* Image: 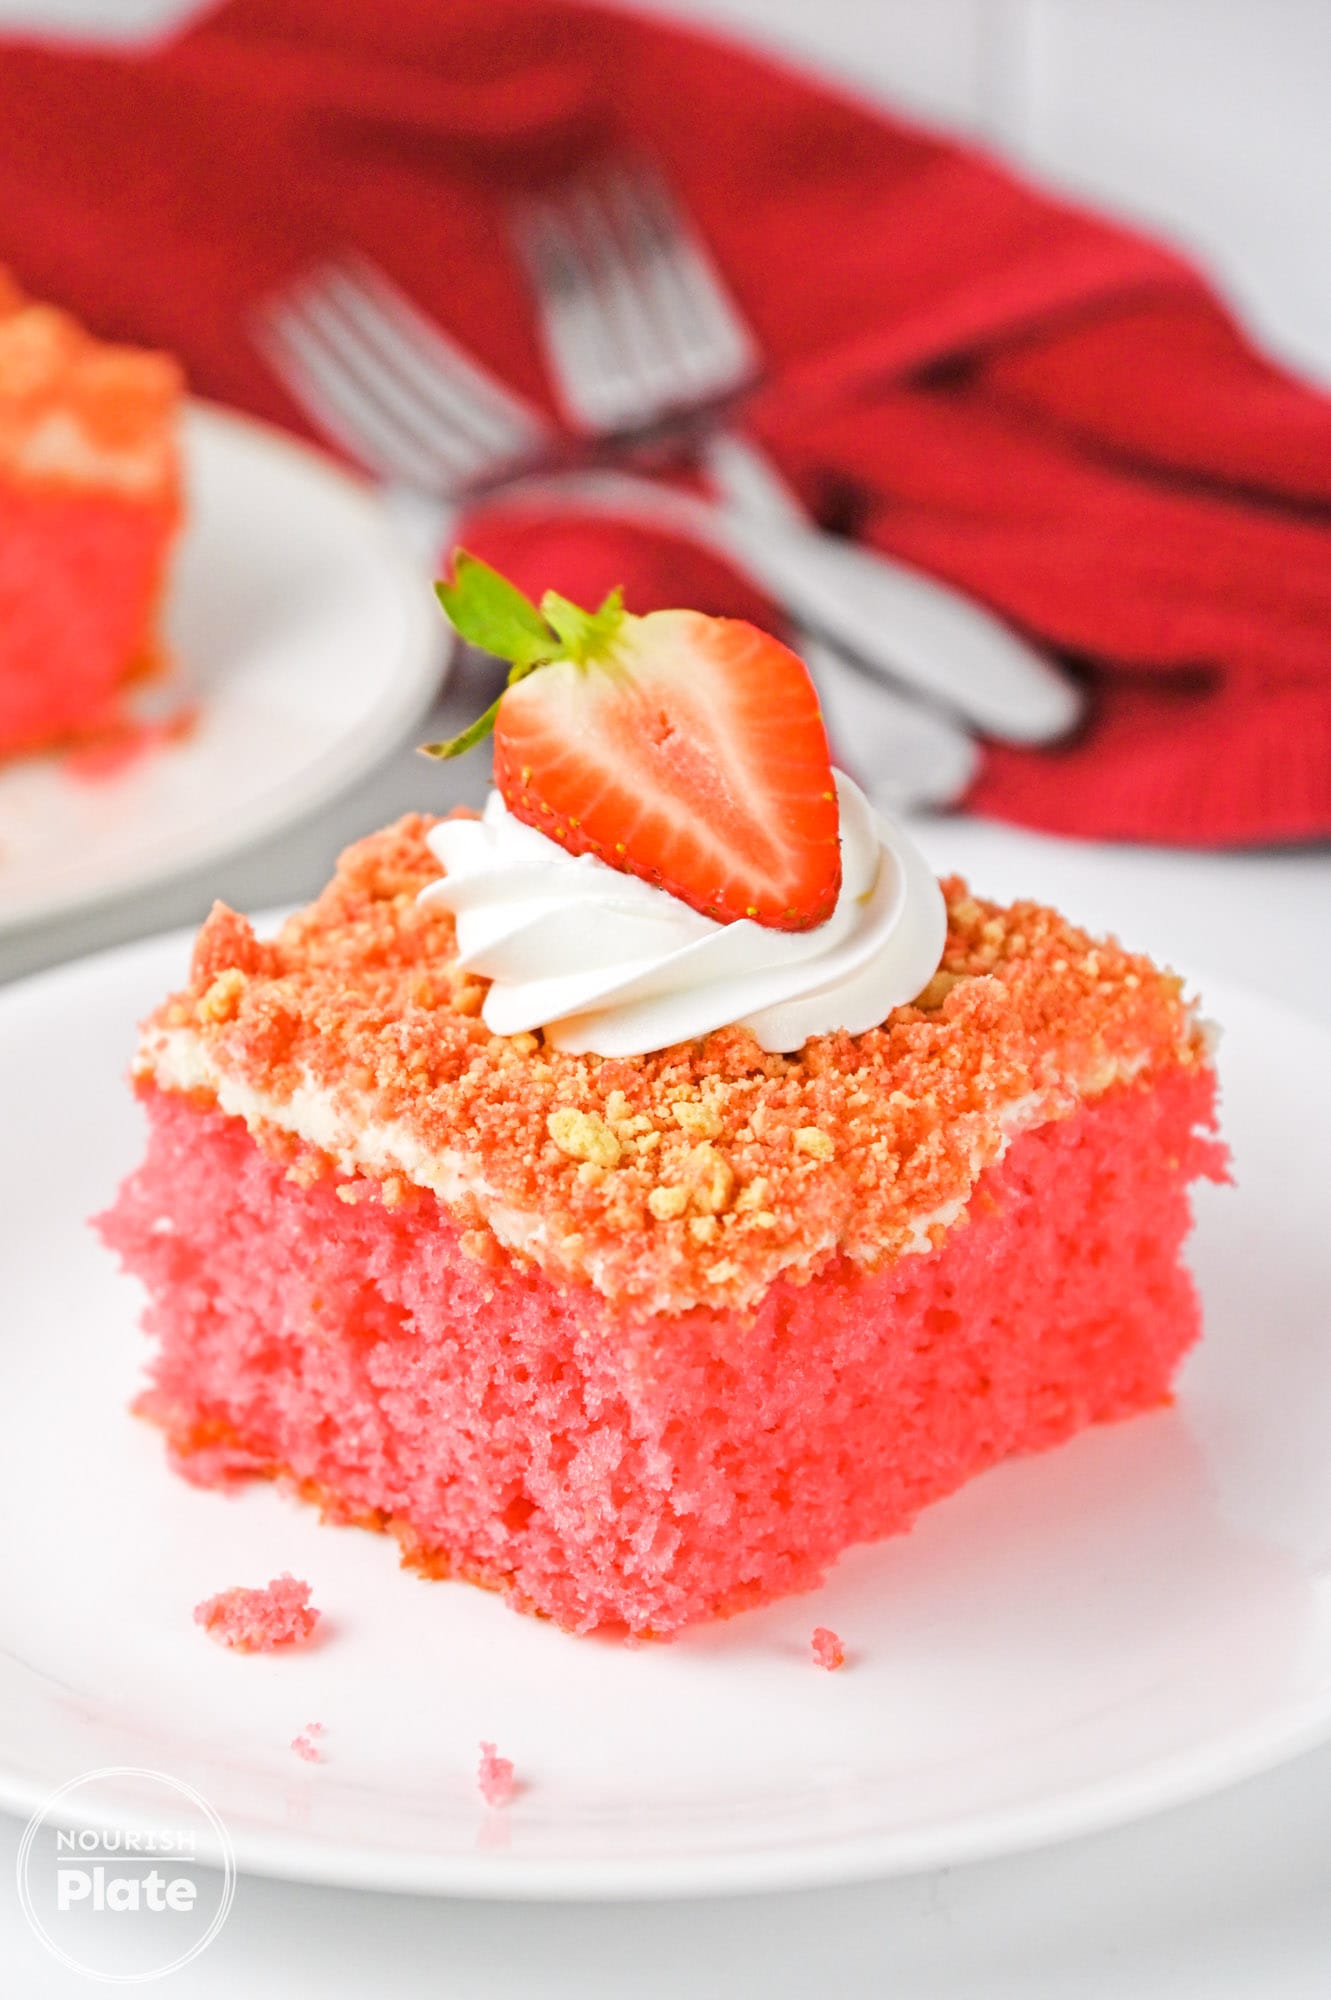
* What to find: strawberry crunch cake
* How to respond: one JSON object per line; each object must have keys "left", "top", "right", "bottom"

{"left": 99, "top": 556, "right": 1226, "bottom": 1638}
{"left": 0, "top": 271, "right": 183, "bottom": 760}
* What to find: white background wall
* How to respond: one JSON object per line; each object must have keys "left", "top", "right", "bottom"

{"left": 1, "top": 0, "right": 1328, "bottom": 383}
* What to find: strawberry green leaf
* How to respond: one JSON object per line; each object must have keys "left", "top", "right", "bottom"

{"left": 435, "top": 549, "right": 560, "bottom": 671}
{"left": 422, "top": 557, "right": 632, "bottom": 765}
{"left": 539, "top": 586, "right": 626, "bottom": 666}
{"left": 419, "top": 693, "right": 505, "bottom": 761}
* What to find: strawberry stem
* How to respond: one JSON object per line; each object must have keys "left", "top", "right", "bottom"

{"left": 539, "top": 586, "right": 625, "bottom": 666}
{"left": 434, "top": 550, "right": 561, "bottom": 672}
{"left": 420, "top": 694, "right": 504, "bottom": 760}
{"left": 423, "top": 554, "right": 631, "bottom": 763}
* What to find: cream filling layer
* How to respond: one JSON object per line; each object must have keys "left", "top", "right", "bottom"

{"left": 7, "top": 410, "right": 169, "bottom": 495}
{"left": 135, "top": 1024, "right": 1179, "bottom": 1311}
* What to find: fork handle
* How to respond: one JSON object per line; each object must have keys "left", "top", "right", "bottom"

{"left": 491, "top": 467, "right": 1078, "bottom": 746}
{"left": 700, "top": 433, "right": 978, "bottom": 806}
{"left": 702, "top": 433, "right": 1080, "bottom": 746}
{"left": 798, "top": 631, "right": 980, "bottom": 810}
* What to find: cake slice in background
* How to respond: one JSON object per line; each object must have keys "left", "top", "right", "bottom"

{"left": 0, "top": 271, "right": 183, "bottom": 761}
{"left": 97, "top": 563, "right": 1228, "bottom": 1640}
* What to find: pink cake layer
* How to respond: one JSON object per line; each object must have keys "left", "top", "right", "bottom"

{"left": 99, "top": 1065, "right": 1223, "bottom": 1638}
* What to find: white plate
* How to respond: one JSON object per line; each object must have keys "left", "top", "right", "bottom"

{"left": 0, "top": 406, "right": 445, "bottom": 933}
{"left": 1, "top": 932, "right": 1329, "bottom": 1900}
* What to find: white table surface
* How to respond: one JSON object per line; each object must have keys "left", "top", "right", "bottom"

{"left": 2, "top": 646, "right": 1330, "bottom": 1994}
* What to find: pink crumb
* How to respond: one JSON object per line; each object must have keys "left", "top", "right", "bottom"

{"left": 61, "top": 703, "right": 198, "bottom": 783}
{"left": 811, "top": 1626, "right": 846, "bottom": 1671}
{"left": 193, "top": 1573, "right": 320, "bottom": 1652}
{"left": 477, "top": 1741, "right": 517, "bottom": 1808}
{"left": 291, "top": 1722, "right": 325, "bottom": 1763}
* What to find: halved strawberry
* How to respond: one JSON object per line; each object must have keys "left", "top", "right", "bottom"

{"left": 423, "top": 551, "right": 841, "bottom": 930}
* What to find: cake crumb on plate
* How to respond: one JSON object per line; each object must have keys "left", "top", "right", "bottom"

{"left": 811, "top": 1626, "right": 846, "bottom": 1670}
{"left": 478, "top": 1741, "right": 517, "bottom": 1807}
{"left": 193, "top": 1573, "right": 320, "bottom": 1652}
{"left": 291, "top": 1722, "right": 325, "bottom": 1763}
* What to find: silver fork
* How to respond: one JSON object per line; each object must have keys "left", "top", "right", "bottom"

{"left": 513, "top": 166, "right": 757, "bottom": 435}
{"left": 253, "top": 246, "right": 944, "bottom": 741}
{"left": 257, "top": 248, "right": 976, "bottom": 804}
{"left": 512, "top": 164, "right": 1081, "bottom": 764}
{"left": 254, "top": 254, "right": 554, "bottom": 556}
{"left": 255, "top": 245, "right": 1050, "bottom": 804}
{"left": 253, "top": 251, "right": 981, "bottom": 801}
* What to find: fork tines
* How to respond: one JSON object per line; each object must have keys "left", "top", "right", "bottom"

{"left": 513, "top": 161, "right": 760, "bottom": 436}
{"left": 255, "top": 254, "right": 549, "bottom": 493}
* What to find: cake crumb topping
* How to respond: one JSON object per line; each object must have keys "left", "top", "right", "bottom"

{"left": 547, "top": 1106, "right": 621, "bottom": 1169}
{"left": 135, "top": 814, "right": 1211, "bottom": 1315}
{"left": 794, "top": 1125, "right": 835, "bottom": 1160}
{"left": 0, "top": 271, "right": 180, "bottom": 493}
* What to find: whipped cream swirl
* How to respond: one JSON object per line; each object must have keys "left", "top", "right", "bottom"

{"left": 419, "top": 772, "right": 946, "bottom": 1057}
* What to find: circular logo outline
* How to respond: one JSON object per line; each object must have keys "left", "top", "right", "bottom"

{"left": 15, "top": 1764, "right": 237, "bottom": 1986}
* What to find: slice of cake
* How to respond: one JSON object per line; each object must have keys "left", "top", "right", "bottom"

{"left": 0, "top": 271, "right": 183, "bottom": 760}
{"left": 98, "top": 558, "right": 1226, "bottom": 1638}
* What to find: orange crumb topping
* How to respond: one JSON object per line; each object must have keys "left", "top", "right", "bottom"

{"left": 135, "top": 813, "right": 1212, "bottom": 1313}
{"left": 0, "top": 269, "right": 181, "bottom": 492}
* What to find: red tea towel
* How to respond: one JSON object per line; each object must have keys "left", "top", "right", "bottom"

{"left": 3, "top": 0, "right": 1330, "bottom": 845}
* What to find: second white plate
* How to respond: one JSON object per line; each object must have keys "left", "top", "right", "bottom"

{"left": 0, "top": 936, "right": 1329, "bottom": 1898}
{"left": 0, "top": 404, "right": 445, "bottom": 933}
